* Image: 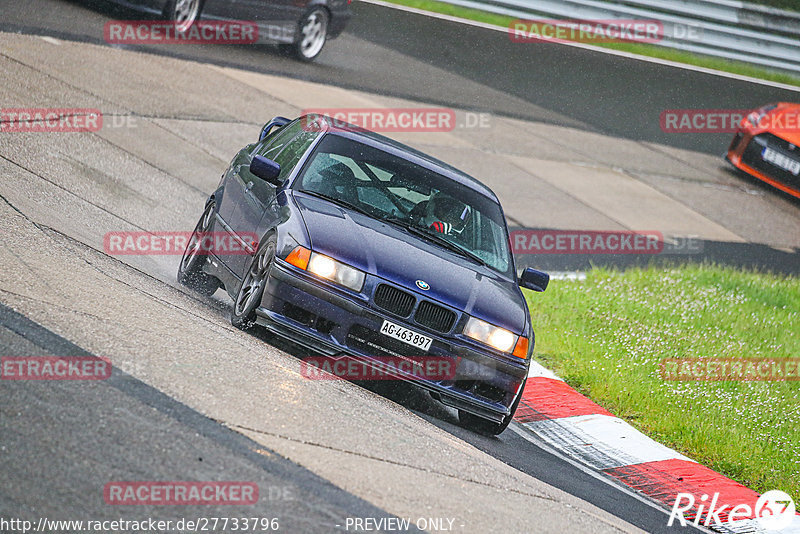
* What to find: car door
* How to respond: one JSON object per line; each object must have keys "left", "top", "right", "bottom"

{"left": 230, "top": 121, "right": 319, "bottom": 277}
{"left": 202, "top": 0, "right": 291, "bottom": 40}
{"left": 216, "top": 120, "right": 302, "bottom": 274}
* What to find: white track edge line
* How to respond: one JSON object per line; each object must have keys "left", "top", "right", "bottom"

{"left": 527, "top": 359, "right": 563, "bottom": 379}
{"left": 509, "top": 422, "right": 717, "bottom": 533}
{"left": 531, "top": 413, "right": 695, "bottom": 465}
{"left": 358, "top": 0, "right": 800, "bottom": 93}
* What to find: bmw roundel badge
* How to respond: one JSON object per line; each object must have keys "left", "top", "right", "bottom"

{"left": 416, "top": 280, "right": 430, "bottom": 291}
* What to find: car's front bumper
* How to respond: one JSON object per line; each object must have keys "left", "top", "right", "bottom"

{"left": 255, "top": 260, "right": 528, "bottom": 423}
{"left": 727, "top": 130, "right": 800, "bottom": 199}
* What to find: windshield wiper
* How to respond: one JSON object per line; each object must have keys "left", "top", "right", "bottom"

{"left": 298, "top": 189, "right": 375, "bottom": 218}
{"left": 382, "top": 214, "right": 414, "bottom": 230}
{"left": 401, "top": 223, "right": 490, "bottom": 268}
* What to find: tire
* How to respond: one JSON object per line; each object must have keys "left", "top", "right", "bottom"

{"left": 458, "top": 378, "right": 527, "bottom": 436}
{"left": 178, "top": 201, "right": 221, "bottom": 297}
{"left": 287, "top": 8, "right": 329, "bottom": 62}
{"left": 231, "top": 234, "right": 276, "bottom": 330}
{"left": 163, "top": 0, "right": 202, "bottom": 33}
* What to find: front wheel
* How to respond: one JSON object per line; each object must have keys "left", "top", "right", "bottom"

{"left": 284, "top": 8, "right": 329, "bottom": 62}
{"left": 458, "top": 378, "right": 527, "bottom": 436}
{"left": 163, "top": 0, "right": 202, "bottom": 33}
{"left": 231, "top": 235, "right": 276, "bottom": 330}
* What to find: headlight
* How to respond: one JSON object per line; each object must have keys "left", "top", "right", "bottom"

{"left": 463, "top": 317, "right": 517, "bottom": 353}
{"left": 286, "top": 246, "right": 365, "bottom": 292}
{"left": 308, "top": 254, "right": 337, "bottom": 279}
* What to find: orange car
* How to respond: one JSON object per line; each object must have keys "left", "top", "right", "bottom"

{"left": 726, "top": 102, "right": 800, "bottom": 199}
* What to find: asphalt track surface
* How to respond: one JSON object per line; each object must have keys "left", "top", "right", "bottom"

{"left": 1, "top": 0, "right": 799, "bottom": 156}
{"left": 0, "top": 0, "right": 795, "bottom": 532}
{"left": 0, "top": 306, "right": 696, "bottom": 533}
{"left": 0, "top": 304, "right": 416, "bottom": 532}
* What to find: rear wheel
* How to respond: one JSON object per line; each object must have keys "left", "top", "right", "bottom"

{"left": 163, "top": 0, "right": 202, "bottom": 33}
{"left": 458, "top": 378, "right": 526, "bottom": 436}
{"left": 178, "top": 201, "right": 220, "bottom": 296}
{"left": 283, "top": 8, "right": 329, "bottom": 62}
{"left": 231, "top": 235, "right": 276, "bottom": 330}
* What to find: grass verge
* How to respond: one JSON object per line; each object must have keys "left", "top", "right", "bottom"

{"left": 750, "top": 0, "right": 799, "bottom": 12}
{"left": 525, "top": 264, "right": 800, "bottom": 495}
{"left": 377, "top": 0, "right": 800, "bottom": 88}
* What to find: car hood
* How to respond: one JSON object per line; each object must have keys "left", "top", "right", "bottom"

{"left": 755, "top": 102, "right": 800, "bottom": 145}
{"left": 293, "top": 193, "right": 527, "bottom": 334}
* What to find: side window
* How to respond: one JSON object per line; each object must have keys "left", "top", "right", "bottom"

{"left": 255, "top": 120, "right": 303, "bottom": 159}
{"left": 272, "top": 130, "right": 319, "bottom": 182}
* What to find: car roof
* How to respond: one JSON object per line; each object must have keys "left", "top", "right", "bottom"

{"left": 305, "top": 115, "right": 500, "bottom": 203}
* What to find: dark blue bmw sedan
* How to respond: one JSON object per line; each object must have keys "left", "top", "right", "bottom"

{"left": 179, "top": 115, "right": 549, "bottom": 435}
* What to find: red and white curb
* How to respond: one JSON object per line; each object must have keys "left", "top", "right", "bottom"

{"left": 511, "top": 361, "right": 800, "bottom": 533}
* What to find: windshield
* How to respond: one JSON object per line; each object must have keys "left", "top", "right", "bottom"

{"left": 295, "top": 134, "right": 513, "bottom": 275}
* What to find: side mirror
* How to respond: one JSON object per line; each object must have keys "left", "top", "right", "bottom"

{"left": 519, "top": 268, "right": 549, "bottom": 292}
{"left": 259, "top": 116, "right": 290, "bottom": 142}
{"left": 250, "top": 155, "right": 282, "bottom": 185}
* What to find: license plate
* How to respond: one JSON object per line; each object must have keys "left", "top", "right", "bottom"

{"left": 762, "top": 147, "right": 800, "bottom": 176}
{"left": 380, "top": 320, "right": 432, "bottom": 351}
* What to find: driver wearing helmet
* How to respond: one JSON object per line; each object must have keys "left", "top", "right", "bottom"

{"left": 421, "top": 192, "right": 470, "bottom": 236}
